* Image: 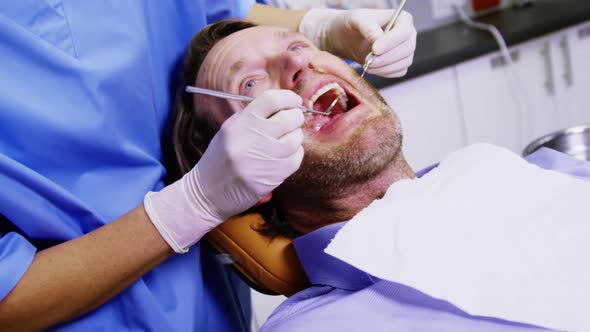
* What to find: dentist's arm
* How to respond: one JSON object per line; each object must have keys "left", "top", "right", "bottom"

{"left": 0, "top": 90, "right": 304, "bottom": 330}
{"left": 0, "top": 207, "right": 173, "bottom": 331}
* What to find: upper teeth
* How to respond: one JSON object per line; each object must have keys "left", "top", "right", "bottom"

{"left": 309, "top": 82, "right": 348, "bottom": 110}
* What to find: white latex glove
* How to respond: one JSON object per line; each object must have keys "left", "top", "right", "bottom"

{"left": 299, "top": 8, "right": 417, "bottom": 78}
{"left": 144, "top": 90, "right": 305, "bottom": 253}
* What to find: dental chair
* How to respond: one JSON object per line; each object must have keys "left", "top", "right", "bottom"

{"left": 205, "top": 213, "right": 310, "bottom": 331}
{"left": 205, "top": 212, "right": 310, "bottom": 296}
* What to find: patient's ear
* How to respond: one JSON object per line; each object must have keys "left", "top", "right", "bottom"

{"left": 255, "top": 193, "right": 273, "bottom": 206}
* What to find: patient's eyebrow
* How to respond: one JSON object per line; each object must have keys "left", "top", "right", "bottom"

{"left": 229, "top": 60, "right": 245, "bottom": 77}
{"left": 274, "top": 30, "right": 299, "bottom": 40}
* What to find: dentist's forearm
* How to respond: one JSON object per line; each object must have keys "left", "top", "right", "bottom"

{"left": 0, "top": 206, "right": 173, "bottom": 331}
{"left": 246, "top": 4, "right": 306, "bottom": 31}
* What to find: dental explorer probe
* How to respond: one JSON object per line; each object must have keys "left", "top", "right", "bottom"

{"left": 185, "top": 86, "right": 331, "bottom": 116}
{"left": 324, "top": 0, "right": 409, "bottom": 115}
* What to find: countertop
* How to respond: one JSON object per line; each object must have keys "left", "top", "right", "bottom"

{"left": 366, "top": 0, "right": 590, "bottom": 89}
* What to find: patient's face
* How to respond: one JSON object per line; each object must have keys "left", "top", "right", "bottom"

{"left": 197, "top": 26, "right": 402, "bottom": 202}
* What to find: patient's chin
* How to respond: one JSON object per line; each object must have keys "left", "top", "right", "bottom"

{"left": 277, "top": 110, "right": 402, "bottom": 205}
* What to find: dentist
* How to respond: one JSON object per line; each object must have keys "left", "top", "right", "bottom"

{"left": 0, "top": 2, "right": 416, "bottom": 330}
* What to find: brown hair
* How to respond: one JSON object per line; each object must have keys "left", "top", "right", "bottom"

{"left": 173, "top": 19, "right": 258, "bottom": 175}
{"left": 171, "top": 19, "right": 301, "bottom": 238}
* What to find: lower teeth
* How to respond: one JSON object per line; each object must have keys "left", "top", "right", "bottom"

{"left": 305, "top": 113, "right": 313, "bottom": 127}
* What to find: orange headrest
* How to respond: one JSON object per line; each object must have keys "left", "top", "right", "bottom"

{"left": 204, "top": 213, "right": 310, "bottom": 296}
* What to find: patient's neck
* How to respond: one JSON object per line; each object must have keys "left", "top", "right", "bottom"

{"left": 279, "top": 154, "right": 415, "bottom": 234}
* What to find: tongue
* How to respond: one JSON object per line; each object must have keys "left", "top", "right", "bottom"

{"left": 310, "top": 114, "right": 331, "bottom": 132}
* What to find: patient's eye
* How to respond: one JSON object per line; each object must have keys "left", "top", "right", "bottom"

{"left": 290, "top": 45, "right": 304, "bottom": 52}
{"left": 243, "top": 79, "right": 257, "bottom": 93}
{"left": 289, "top": 41, "right": 309, "bottom": 53}
{"left": 240, "top": 73, "right": 267, "bottom": 96}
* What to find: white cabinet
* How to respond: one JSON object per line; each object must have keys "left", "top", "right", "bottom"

{"left": 456, "top": 21, "right": 590, "bottom": 154}
{"left": 455, "top": 36, "right": 562, "bottom": 153}
{"left": 514, "top": 37, "right": 562, "bottom": 146}
{"left": 379, "top": 67, "right": 467, "bottom": 170}
{"left": 553, "top": 22, "right": 590, "bottom": 129}
{"left": 455, "top": 50, "right": 526, "bottom": 153}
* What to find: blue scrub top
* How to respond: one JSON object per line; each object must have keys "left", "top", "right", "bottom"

{"left": 0, "top": 1, "right": 254, "bottom": 330}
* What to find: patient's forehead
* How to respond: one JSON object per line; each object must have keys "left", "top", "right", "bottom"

{"left": 211, "top": 25, "right": 304, "bottom": 59}
{"left": 196, "top": 26, "right": 313, "bottom": 89}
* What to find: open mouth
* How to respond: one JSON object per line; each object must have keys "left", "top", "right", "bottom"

{"left": 305, "top": 82, "right": 360, "bottom": 132}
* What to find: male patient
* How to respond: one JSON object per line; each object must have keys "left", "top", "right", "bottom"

{"left": 174, "top": 19, "right": 414, "bottom": 238}
{"left": 172, "top": 19, "right": 589, "bottom": 332}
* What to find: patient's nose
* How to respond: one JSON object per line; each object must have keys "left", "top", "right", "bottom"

{"left": 271, "top": 51, "right": 311, "bottom": 90}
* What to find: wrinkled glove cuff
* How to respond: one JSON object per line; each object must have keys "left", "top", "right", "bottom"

{"left": 144, "top": 191, "right": 189, "bottom": 254}
{"left": 143, "top": 171, "right": 222, "bottom": 254}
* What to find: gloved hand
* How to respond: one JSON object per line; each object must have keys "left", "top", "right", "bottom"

{"left": 144, "top": 90, "right": 305, "bottom": 253}
{"left": 299, "top": 8, "right": 417, "bottom": 78}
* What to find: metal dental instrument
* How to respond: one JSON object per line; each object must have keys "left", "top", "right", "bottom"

{"left": 324, "top": 0, "right": 409, "bottom": 115}
{"left": 360, "top": 0, "right": 408, "bottom": 79}
{"left": 185, "top": 86, "right": 331, "bottom": 116}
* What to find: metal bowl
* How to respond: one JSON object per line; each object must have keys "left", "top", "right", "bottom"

{"left": 523, "top": 125, "right": 590, "bottom": 161}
